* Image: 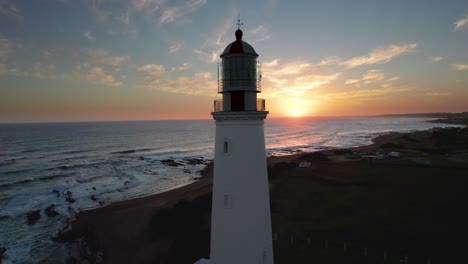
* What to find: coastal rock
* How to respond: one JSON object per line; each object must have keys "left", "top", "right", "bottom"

{"left": 160, "top": 159, "right": 184, "bottom": 167}
{"left": 65, "top": 191, "right": 76, "bottom": 203}
{"left": 184, "top": 157, "right": 205, "bottom": 165}
{"left": 0, "top": 247, "right": 6, "bottom": 260}
{"left": 53, "top": 189, "right": 61, "bottom": 198}
{"left": 90, "top": 195, "right": 97, "bottom": 201}
{"left": 27, "top": 210, "right": 41, "bottom": 225}
{"left": 45, "top": 204, "right": 59, "bottom": 217}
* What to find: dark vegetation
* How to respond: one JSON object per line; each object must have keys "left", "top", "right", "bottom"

{"left": 148, "top": 194, "right": 212, "bottom": 263}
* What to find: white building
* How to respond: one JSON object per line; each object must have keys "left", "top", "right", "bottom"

{"left": 209, "top": 26, "right": 274, "bottom": 264}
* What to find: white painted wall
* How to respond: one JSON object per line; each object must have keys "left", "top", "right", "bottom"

{"left": 210, "top": 115, "right": 274, "bottom": 264}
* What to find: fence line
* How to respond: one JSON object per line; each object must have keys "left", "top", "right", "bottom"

{"left": 272, "top": 232, "right": 444, "bottom": 264}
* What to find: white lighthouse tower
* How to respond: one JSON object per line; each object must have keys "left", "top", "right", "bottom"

{"left": 209, "top": 19, "right": 274, "bottom": 264}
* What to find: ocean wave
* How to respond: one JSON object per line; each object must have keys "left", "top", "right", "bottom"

{"left": 110, "top": 148, "right": 153, "bottom": 154}
{"left": 61, "top": 149, "right": 93, "bottom": 155}
{"left": 46, "top": 161, "right": 109, "bottom": 171}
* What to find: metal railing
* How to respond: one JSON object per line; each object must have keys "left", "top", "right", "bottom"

{"left": 212, "top": 98, "right": 266, "bottom": 112}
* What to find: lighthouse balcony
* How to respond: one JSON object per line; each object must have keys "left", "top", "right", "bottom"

{"left": 213, "top": 98, "right": 266, "bottom": 112}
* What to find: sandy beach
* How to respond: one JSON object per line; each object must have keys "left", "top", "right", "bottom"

{"left": 60, "top": 119, "right": 468, "bottom": 264}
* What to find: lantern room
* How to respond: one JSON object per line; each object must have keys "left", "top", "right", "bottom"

{"left": 214, "top": 28, "right": 265, "bottom": 112}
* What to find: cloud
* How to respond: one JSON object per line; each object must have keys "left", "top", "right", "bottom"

{"left": 43, "top": 48, "right": 129, "bottom": 68}
{"left": 193, "top": 48, "right": 218, "bottom": 63}
{"left": 83, "top": 31, "right": 96, "bottom": 42}
{"left": 344, "top": 69, "right": 386, "bottom": 85}
{"left": 0, "top": 35, "right": 15, "bottom": 62}
{"left": 454, "top": 16, "right": 468, "bottom": 31}
{"left": 137, "top": 64, "right": 166, "bottom": 78}
{"left": 85, "top": 67, "right": 122, "bottom": 87}
{"left": 429, "top": 56, "right": 443, "bottom": 62}
{"left": 159, "top": 0, "right": 207, "bottom": 24}
{"left": 131, "top": 0, "right": 165, "bottom": 15}
{"left": 177, "top": 62, "right": 191, "bottom": 70}
{"left": 261, "top": 59, "right": 340, "bottom": 97}
{"left": 138, "top": 62, "right": 216, "bottom": 95}
{"left": 0, "top": 0, "right": 23, "bottom": 20}
{"left": 244, "top": 25, "right": 272, "bottom": 43}
{"left": 117, "top": 11, "right": 130, "bottom": 25}
{"left": 425, "top": 92, "right": 451, "bottom": 97}
{"left": 320, "top": 86, "right": 413, "bottom": 101}
{"left": 341, "top": 43, "right": 417, "bottom": 68}
{"left": 452, "top": 64, "right": 468, "bottom": 71}
{"left": 168, "top": 41, "right": 183, "bottom": 54}
{"left": 386, "top": 76, "right": 400, "bottom": 82}
{"left": 0, "top": 35, "right": 22, "bottom": 75}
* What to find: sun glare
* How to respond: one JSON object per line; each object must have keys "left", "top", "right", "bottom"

{"left": 279, "top": 98, "right": 316, "bottom": 118}
{"left": 289, "top": 109, "right": 304, "bottom": 117}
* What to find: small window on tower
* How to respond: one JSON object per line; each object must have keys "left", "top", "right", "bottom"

{"left": 223, "top": 141, "right": 229, "bottom": 153}
{"left": 223, "top": 194, "right": 232, "bottom": 209}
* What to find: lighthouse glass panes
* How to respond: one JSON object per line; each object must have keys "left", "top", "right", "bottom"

{"left": 218, "top": 59, "right": 261, "bottom": 92}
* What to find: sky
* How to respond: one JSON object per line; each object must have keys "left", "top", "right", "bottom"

{"left": 0, "top": 0, "right": 467, "bottom": 122}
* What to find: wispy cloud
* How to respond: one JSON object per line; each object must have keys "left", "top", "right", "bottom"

{"left": 429, "top": 56, "right": 443, "bottom": 62}
{"left": 137, "top": 64, "right": 166, "bottom": 78}
{"left": 138, "top": 63, "right": 215, "bottom": 95}
{"left": 159, "top": 0, "right": 207, "bottom": 24}
{"left": 193, "top": 48, "right": 218, "bottom": 63}
{"left": 454, "top": 16, "right": 468, "bottom": 31}
{"left": 426, "top": 92, "right": 451, "bottom": 97}
{"left": 244, "top": 25, "right": 272, "bottom": 43}
{"left": 262, "top": 59, "right": 340, "bottom": 97}
{"left": 0, "top": 35, "right": 15, "bottom": 62}
{"left": 83, "top": 31, "right": 96, "bottom": 42}
{"left": 168, "top": 41, "right": 183, "bottom": 54}
{"left": 386, "top": 76, "right": 400, "bottom": 82}
{"left": 344, "top": 69, "right": 385, "bottom": 85}
{"left": 320, "top": 86, "right": 413, "bottom": 101}
{"left": 177, "top": 62, "right": 191, "bottom": 70}
{"left": 0, "top": 35, "right": 21, "bottom": 75}
{"left": 85, "top": 67, "right": 122, "bottom": 87}
{"left": 44, "top": 48, "right": 129, "bottom": 68}
{"left": 0, "top": 0, "right": 23, "bottom": 20}
{"left": 341, "top": 43, "right": 417, "bottom": 68}
{"left": 452, "top": 64, "right": 468, "bottom": 71}
{"left": 131, "top": 0, "right": 165, "bottom": 15}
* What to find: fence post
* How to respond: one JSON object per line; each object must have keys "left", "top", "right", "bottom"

{"left": 427, "top": 257, "right": 431, "bottom": 264}
{"left": 344, "top": 243, "right": 347, "bottom": 252}
{"left": 290, "top": 235, "right": 293, "bottom": 245}
{"left": 274, "top": 232, "right": 277, "bottom": 241}
{"left": 405, "top": 255, "right": 408, "bottom": 263}
{"left": 307, "top": 237, "right": 310, "bottom": 247}
{"left": 325, "top": 240, "right": 328, "bottom": 249}
{"left": 384, "top": 249, "right": 387, "bottom": 261}
{"left": 364, "top": 247, "right": 367, "bottom": 257}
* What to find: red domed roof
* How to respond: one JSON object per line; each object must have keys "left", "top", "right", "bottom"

{"left": 220, "top": 29, "right": 258, "bottom": 57}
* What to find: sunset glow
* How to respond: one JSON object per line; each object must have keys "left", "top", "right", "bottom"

{"left": 0, "top": 1, "right": 467, "bottom": 123}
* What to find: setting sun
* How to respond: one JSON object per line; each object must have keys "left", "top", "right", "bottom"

{"left": 276, "top": 98, "right": 316, "bottom": 118}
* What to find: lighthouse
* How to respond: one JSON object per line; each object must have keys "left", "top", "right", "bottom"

{"left": 209, "top": 20, "right": 274, "bottom": 264}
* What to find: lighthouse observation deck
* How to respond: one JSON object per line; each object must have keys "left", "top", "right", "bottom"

{"left": 213, "top": 98, "right": 265, "bottom": 112}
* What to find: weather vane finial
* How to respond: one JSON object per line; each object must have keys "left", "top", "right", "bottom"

{"left": 237, "top": 13, "right": 243, "bottom": 29}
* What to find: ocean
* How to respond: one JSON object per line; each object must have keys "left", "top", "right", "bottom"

{"left": 0, "top": 117, "right": 461, "bottom": 263}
